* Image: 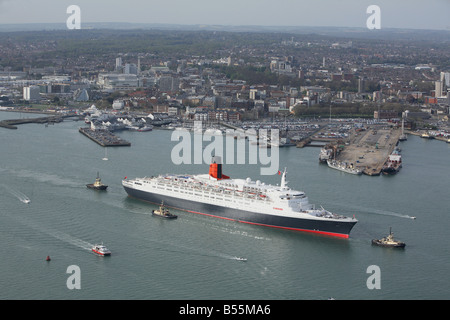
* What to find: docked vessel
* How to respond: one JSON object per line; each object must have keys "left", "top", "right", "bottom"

{"left": 381, "top": 148, "right": 402, "bottom": 175}
{"left": 122, "top": 156, "right": 357, "bottom": 238}
{"left": 319, "top": 148, "right": 332, "bottom": 163}
{"left": 152, "top": 201, "right": 178, "bottom": 219}
{"left": 327, "top": 159, "right": 362, "bottom": 175}
{"left": 372, "top": 228, "right": 405, "bottom": 248}
{"left": 86, "top": 172, "right": 108, "bottom": 190}
{"left": 92, "top": 244, "right": 112, "bottom": 256}
{"left": 421, "top": 132, "right": 434, "bottom": 139}
{"left": 137, "top": 125, "right": 153, "bottom": 132}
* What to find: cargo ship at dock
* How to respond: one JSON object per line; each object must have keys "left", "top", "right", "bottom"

{"left": 122, "top": 157, "right": 357, "bottom": 238}
{"left": 381, "top": 148, "right": 402, "bottom": 175}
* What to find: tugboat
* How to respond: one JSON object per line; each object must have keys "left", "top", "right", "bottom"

{"left": 92, "top": 243, "right": 111, "bottom": 256}
{"left": 372, "top": 228, "right": 405, "bottom": 248}
{"left": 152, "top": 201, "right": 178, "bottom": 219}
{"left": 86, "top": 172, "right": 108, "bottom": 190}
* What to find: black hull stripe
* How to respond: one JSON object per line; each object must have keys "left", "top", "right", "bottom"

{"left": 123, "top": 186, "right": 356, "bottom": 238}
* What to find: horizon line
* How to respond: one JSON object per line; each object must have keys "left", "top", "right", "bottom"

{"left": 0, "top": 22, "right": 449, "bottom": 33}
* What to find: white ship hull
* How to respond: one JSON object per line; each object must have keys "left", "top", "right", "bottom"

{"left": 327, "top": 160, "right": 362, "bottom": 175}
{"left": 122, "top": 158, "right": 357, "bottom": 238}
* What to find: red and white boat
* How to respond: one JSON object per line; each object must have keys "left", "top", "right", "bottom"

{"left": 92, "top": 244, "right": 111, "bottom": 256}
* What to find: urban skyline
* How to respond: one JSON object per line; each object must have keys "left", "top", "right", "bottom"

{"left": 0, "top": 0, "right": 449, "bottom": 31}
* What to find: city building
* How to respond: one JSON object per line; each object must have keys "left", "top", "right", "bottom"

{"left": 358, "top": 78, "right": 365, "bottom": 93}
{"left": 115, "top": 57, "right": 123, "bottom": 72}
{"left": 435, "top": 80, "right": 444, "bottom": 98}
{"left": 159, "top": 76, "right": 180, "bottom": 92}
{"left": 374, "top": 110, "right": 398, "bottom": 120}
{"left": 23, "top": 86, "right": 41, "bottom": 101}
{"left": 124, "top": 63, "right": 138, "bottom": 75}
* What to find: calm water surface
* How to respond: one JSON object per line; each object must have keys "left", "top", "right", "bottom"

{"left": 0, "top": 111, "right": 449, "bottom": 300}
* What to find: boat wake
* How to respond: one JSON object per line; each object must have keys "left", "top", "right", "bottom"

{"left": 338, "top": 203, "right": 415, "bottom": 220}
{"left": 12, "top": 169, "right": 80, "bottom": 188}
{"left": 4, "top": 186, "right": 31, "bottom": 204}
{"left": 47, "top": 230, "right": 94, "bottom": 252}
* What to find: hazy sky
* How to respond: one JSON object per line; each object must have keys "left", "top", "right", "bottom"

{"left": 0, "top": 0, "right": 449, "bottom": 30}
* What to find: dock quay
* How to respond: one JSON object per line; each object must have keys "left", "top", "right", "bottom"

{"left": 79, "top": 127, "right": 131, "bottom": 147}
{"left": 335, "top": 126, "right": 402, "bottom": 176}
{"left": 407, "top": 130, "right": 450, "bottom": 143}
{"left": 0, "top": 114, "right": 76, "bottom": 129}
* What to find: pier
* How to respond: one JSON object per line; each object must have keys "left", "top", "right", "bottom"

{"left": 335, "top": 126, "right": 402, "bottom": 176}
{"left": 0, "top": 114, "right": 74, "bottom": 129}
{"left": 79, "top": 127, "right": 131, "bottom": 147}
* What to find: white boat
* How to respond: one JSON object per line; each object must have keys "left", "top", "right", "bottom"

{"left": 137, "top": 125, "right": 153, "bottom": 132}
{"left": 319, "top": 148, "right": 332, "bottom": 163}
{"left": 92, "top": 244, "right": 111, "bottom": 256}
{"left": 327, "top": 159, "right": 362, "bottom": 175}
{"left": 235, "top": 257, "right": 247, "bottom": 262}
{"left": 102, "top": 148, "right": 108, "bottom": 161}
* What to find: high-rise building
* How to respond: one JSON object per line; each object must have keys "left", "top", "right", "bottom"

{"left": 159, "top": 76, "right": 180, "bottom": 92}
{"left": 137, "top": 56, "right": 141, "bottom": 75}
{"left": 124, "top": 63, "right": 138, "bottom": 75}
{"left": 435, "top": 80, "right": 443, "bottom": 98}
{"left": 23, "top": 86, "right": 41, "bottom": 101}
{"left": 358, "top": 78, "right": 365, "bottom": 93}
{"left": 115, "top": 57, "right": 123, "bottom": 72}
{"left": 441, "top": 72, "right": 450, "bottom": 88}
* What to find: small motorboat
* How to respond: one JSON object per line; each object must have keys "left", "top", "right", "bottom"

{"left": 92, "top": 244, "right": 111, "bottom": 256}
{"left": 86, "top": 172, "right": 108, "bottom": 191}
{"left": 235, "top": 257, "right": 247, "bottom": 262}
{"left": 152, "top": 201, "right": 178, "bottom": 219}
{"left": 372, "top": 228, "right": 405, "bottom": 248}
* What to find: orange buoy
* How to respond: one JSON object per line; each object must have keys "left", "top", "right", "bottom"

{"left": 46, "top": 256, "right": 51, "bottom": 261}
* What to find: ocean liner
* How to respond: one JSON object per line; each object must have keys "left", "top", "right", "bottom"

{"left": 122, "top": 157, "right": 357, "bottom": 238}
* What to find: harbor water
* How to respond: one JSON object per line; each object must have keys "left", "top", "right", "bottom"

{"left": 0, "top": 111, "right": 449, "bottom": 300}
